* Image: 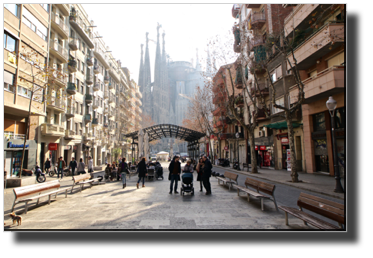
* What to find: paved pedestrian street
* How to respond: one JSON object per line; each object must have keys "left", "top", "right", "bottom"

{"left": 3, "top": 164, "right": 312, "bottom": 230}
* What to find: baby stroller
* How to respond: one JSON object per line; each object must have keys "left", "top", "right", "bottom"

{"left": 155, "top": 162, "right": 164, "bottom": 180}
{"left": 180, "top": 171, "right": 194, "bottom": 196}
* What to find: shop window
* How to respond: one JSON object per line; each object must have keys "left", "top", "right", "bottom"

{"left": 335, "top": 107, "right": 345, "bottom": 129}
{"left": 22, "top": 7, "right": 48, "bottom": 41}
{"left": 313, "top": 112, "right": 326, "bottom": 131}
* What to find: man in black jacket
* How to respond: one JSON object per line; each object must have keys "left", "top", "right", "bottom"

{"left": 69, "top": 157, "right": 77, "bottom": 177}
{"left": 202, "top": 155, "right": 212, "bottom": 195}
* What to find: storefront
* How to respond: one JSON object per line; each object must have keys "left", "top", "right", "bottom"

{"left": 4, "top": 138, "right": 37, "bottom": 177}
{"left": 48, "top": 143, "right": 58, "bottom": 167}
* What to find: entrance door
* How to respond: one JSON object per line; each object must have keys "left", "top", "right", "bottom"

{"left": 64, "top": 150, "right": 68, "bottom": 164}
{"left": 282, "top": 145, "right": 289, "bottom": 169}
{"left": 40, "top": 143, "right": 45, "bottom": 171}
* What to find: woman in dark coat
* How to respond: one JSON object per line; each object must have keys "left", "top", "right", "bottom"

{"left": 137, "top": 157, "right": 147, "bottom": 188}
{"left": 168, "top": 156, "right": 181, "bottom": 194}
{"left": 196, "top": 158, "right": 204, "bottom": 192}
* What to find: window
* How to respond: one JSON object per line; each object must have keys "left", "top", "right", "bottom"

{"left": 4, "top": 32, "right": 17, "bottom": 52}
{"left": 22, "top": 8, "right": 48, "bottom": 41}
{"left": 75, "top": 102, "right": 79, "bottom": 114}
{"left": 313, "top": 112, "right": 326, "bottom": 131}
{"left": 77, "top": 60, "right": 81, "bottom": 71}
{"left": 273, "top": 98, "right": 284, "bottom": 114}
{"left": 4, "top": 71, "right": 15, "bottom": 92}
{"left": 76, "top": 79, "right": 80, "bottom": 90}
{"left": 80, "top": 104, "right": 83, "bottom": 115}
{"left": 82, "top": 42, "right": 85, "bottom": 54}
{"left": 17, "top": 85, "right": 32, "bottom": 98}
{"left": 54, "top": 114, "right": 58, "bottom": 125}
{"left": 75, "top": 123, "right": 78, "bottom": 133}
{"left": 39, "top": 4, "right": 49, "bottom": 12}
{"left": 81, "top": 63, "right": 85, "bottom": 74}
{"left": 81, "top": 83, "right": 84, "bottom": 94}
{"left": 4, "top": 4, "right": 19, "bottom": 17}
{"left": 79, "top": 123, "right": 83, "bottom": 135}
{"left": 327, "top": 52, "right": 345, "bottom": 67}
{"left": 270, "top": 65, "right": 282, "bottom": 83}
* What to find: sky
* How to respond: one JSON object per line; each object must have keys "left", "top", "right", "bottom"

{"left": 82, "top": 4, "right": 235, "bottom": 83}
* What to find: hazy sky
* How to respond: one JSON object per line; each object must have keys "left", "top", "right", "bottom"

{"left": 82, "top": 4, "right": 235, "bottom": 83}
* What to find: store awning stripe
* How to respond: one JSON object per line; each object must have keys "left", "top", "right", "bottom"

{"left": 263, "top": 121, "right": 302, "bottom": 129}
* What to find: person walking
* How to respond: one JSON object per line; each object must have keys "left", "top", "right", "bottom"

{"left": 44, "top": 158, "right": 51, "bottom": 174}
{"left": 111, "top": 163, "right": 117, "bottom": 181}
{"left": 69, "top": 157, "right": 77, "bottom": 177}
{"left": 202, "top": 155, "right": 212, "bottom": 195}
{"left": 258, "top": 154, "right": 262, "bottom": 169}
{"left": 137, "top": 157, "right": 147, "bottom": 189}
{"left": 104, "top": 163, "right": 111, "bottom": 181}
{"left": 88, "top": 156, "right": 93, "bottom": 173}
{"left": 77, "top": 158, "right": 86, "bottom": 175}
{"left": 120, "top": 158, "right": 129, "bottom": 189}
{"left": 168, "top": 156, "right": 181, "bottom": 194}
{"left": 57, "top": 156, "right": 66, "bottom": 179}
{"left": 196, "top": 158, "right": 204, "bottom": 192}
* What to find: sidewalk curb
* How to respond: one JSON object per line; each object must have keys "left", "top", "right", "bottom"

{"left": 213, "top": 165, "right": 344, "bottom": 200}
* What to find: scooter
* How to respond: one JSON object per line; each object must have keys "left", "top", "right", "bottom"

{"left": 233, "top": 159, "right": 240, "bottom": 171}
{"left": 49, "top": 163, "right": 69, "bottom": 177}
{"left": 34, "top": 165, "right": 46, "bottom": 183}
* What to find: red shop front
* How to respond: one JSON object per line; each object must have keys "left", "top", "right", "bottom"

{"left": 48, "top": 143, "right": 58, "bottom": 166}
{"left": 255, "top": 145, "right": 273, "bottom": 167}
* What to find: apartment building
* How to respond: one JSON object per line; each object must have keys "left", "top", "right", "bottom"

{"left": 4, "top": 4, "right": 143, "bottom": 177}
{"left": 230, "top": 4, "right": 345, "bottom": 174}
{"left": 4, "top": 4, "right": 50, "bottom": 177}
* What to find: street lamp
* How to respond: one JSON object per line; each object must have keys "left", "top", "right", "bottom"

{"left": 326, "top": 96, "right": 344, "bottom": 193}
{"left": 235, "top": 132, "right": 241, "bottom": 171}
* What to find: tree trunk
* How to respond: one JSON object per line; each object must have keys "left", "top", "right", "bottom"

{"left": 285, "top": 111, "right": 299, "bottom": 182}
{"left": 19, "top": 91, "right": 34, "bottom": 178}
{"left": 248, "top": 129, "right": 258, "bottom": 174}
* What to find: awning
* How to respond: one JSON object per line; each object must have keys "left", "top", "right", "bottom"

{"left": 263, "top": 121, "right": 302, "bottom": 130}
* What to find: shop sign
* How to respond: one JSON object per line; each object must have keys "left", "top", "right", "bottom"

{"left": 48, "top": 143, "right": 58, "bottom": 151}
{"left": 260, "top": 146, "right": 266, "bottom": 151}
{"left": 64, "top": 145, "right": 72, "bottom": 150}
{"left": 8, "top": 142, "right": 29, "bottom": 148}
{"left": 281, "top": 137, "right": 289, "bottom": 144}
{"left": 255, "top": 146, "right": 258, "bottom": 150}
{"left": 224, "top": 146, "right": 229, "bottom": 151}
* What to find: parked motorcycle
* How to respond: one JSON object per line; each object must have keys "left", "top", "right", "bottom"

{"left": 233, "top": 159, "right": 240, "bottom": 171}
{"left": 33, "top": 164, "right": 46, "bottom": 183}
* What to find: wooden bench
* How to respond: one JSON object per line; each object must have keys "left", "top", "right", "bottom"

{"left": 216, "top": 171, "right": 238, "bottom": 190}
{"left": 278, "top": 192, "right": 344, "bottom": 230}
{"left": 12, "top": 180, "right": 68, "bottom": 214}
{"left": 71, "top": 173, "right": 103, "bottom": 193}
{"left": 233, "top": 177, "right": 278, "bottom": 211}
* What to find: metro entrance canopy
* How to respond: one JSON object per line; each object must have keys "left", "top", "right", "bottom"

{"left": 124, "top": 124, "right": 205, "bottom": 143}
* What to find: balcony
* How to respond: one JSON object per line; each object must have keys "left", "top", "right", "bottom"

{"left": 82, "top": 132, "right": 94, "bottom": 142}
{"left": 48, "top": 67, "right": 68, "bottom": 88}
{"left": 93, "top": 82, "right": 100, "bottom": 91}
{"left": 93, "top": 46, "right": 110, "bottom": 69}
{"left": 232, "top": 4, "right": 240, "bottom": 18}
{"left": 65, "top": 106, "right": 75, "bottom": 119}
{"left": 246, "top": 4, "right": 261, "bottom": 8}
{"left": 40, "top": 123, "right": 65, "bottom": 137}
{"left": 104, "top": 75, "right": 110, "bottom": 84}
{"left": 250, "top": 12, "right": 266, "bottom": 29}
{"left": 251, "top": 82, "right": 269, "bottom": 96}
{"left": 69, "top": 12, "right": 95, "bottom": 48}
{"left": 104, "top": 107, "right": 109, "bottom": 114}
{"left": 86, "top": 73, "right": 94, "bottom": 85}
{"left": 49, "top": 40, "right": 68, "bottom": 63}
{"left": 50, "top": 12, "right": 69, "bottom": 39}
{"left": 86, "top": 56, "right": 94, "bottom": 67}
{"left": 47, "top": 96, "right": 65, "bottom": 112}
{"left": 92, "top": 98, "right": 99, "bottom": 109}
{"left": 66, "top": 82, "right": 77, "bottom": 95}
{"left": 108, "top": 94, "right": 114, "bottom": 104}
{"left": 92, "top": 118, "right": 99, "bottom": 127}
{"left": 93, "top": 65, "right": 100, "bottom": 75}
{"left": 284, "top": 4, "right": 320, "bottom": 37}
{"left": 56, "top": 4, "right": 70, "bottom": 16}
{"left": 235, "top": 66, "right": 243, "bottom": 89}
{"left": 68, "top": 37, "right": 78, "bottom": 51}
{"left": 235, "top": 95, "right": 244, "bottom": 107}
{"left": 108, "top": 110, "right": 114, "bottom": 118}
{"left": 135, "top": 91, "right": 142, "bottom": 99}
{"left": 249, "top": 34, "right": 265, "bottom": 51}
{"left": 104, "top": 90, "right": 109, "bottom": 99}
{"left": 287, "top": 22, "right": 345, "bottom": 70}
{"left": 108, "top": 82, "right": 114, "bottom": 90}
{"left": 85, "top": 93, "right": 93, "bottom": 104}
{"left": 253, "top": 108, "right": 269, "bottom": 121}
{"left": 68, "top": 59, "right": 77, "bottom": 73}
{"left": 64, "top": 130, "right": 76, "bottom": 140}
{"left": 297, "top": 66, "right": 345, "bottom": 104}
{"left": 109, "top": 68, "right": 120, "bottom": 83}
{"left": 84, "top": 114, "right": 92, "bottom": 122}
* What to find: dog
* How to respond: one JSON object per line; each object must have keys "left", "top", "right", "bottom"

{"left": 9, "top": 212, "right": 22, "bottom": 226}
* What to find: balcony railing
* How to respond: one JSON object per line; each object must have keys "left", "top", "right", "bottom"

{"left": 92, "top": 98, "right": 100, "bottom": 109}
{"left": 92, "top": 118, "right": 99, "bottom": 127}
{"left": 93, "top": 46, "right": 110, "bottom": 69}
{"left": 93, "top": 82, "right": 100, "bottom": 91}
{"left": 249, "top": 35, "right": 265, "bottom": 51}
{"left": 69, "top": 11, "right": 94, "bottom": 48}
{"left": 66, "top": 82, "right": 77, "bottom": 95}
{"left": 250, "top": 12, "right": 266, "bottom": 28}
{"left": 86, "top": 56, "right": 94, "bottom": 67}
{"left": 64, "top": 129, "right": 76, "bottom": 140}
{"left": 85, "top": 93, "right": 93, "bottom": 104}
{"left": 86, "top": 73, "right": 94, "bottom": 85}
{"left": 84, "top": 114, "right": 92, "bottom": 122}
{"left": 49, "top": 40, "right": 68, "bottom": 62}
{"left": 68, "top": 37, "right": 78, "bottom": 51}
{"left": 66, "top": 106, "right": 75, "bottom": 119}
{"left": 40, "top": 123, "right": 65, "bottom": 137}
{"left": 47, "top": 96, "right": 65, "bottom": 111}
{"left": 50, "top": 12, "right": 69, "bottom": 39}
{"left": 93, "top": 65, "right": 100, "bottom": 75}
{"left": 48, "top": 67, "right": 68, "bottom": 87}
{"left": 68, "top": 59, "right": 77, "bottom": 73}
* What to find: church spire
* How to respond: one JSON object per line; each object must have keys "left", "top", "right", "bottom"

{"left": 195, "top": 48, "right": 202, "bottom": 71}
{"left": 206, "top": 47, "right": 213, "bottom": 77}
{"left": 139, "top": 44, "right": 144, "bottom": 93}
{"left": 143, "top": 32, "right": 152, "bottom": 116}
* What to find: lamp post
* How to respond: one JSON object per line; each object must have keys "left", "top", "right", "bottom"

{"left": 326, "top": 96, "right": 344, "bottom": 193}
{"left": 235, "top": 132, "right": 241, "bottom": 170}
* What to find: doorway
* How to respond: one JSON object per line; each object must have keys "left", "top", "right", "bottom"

{"left": 282, "top": 145, "right": 289, "bottom": 169}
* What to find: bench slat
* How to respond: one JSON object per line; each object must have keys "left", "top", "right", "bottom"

{"left": 299, "top": 192, "right": 345, "bottom": 210}
{"left": 279, "top": 206, "right": 340, "bottom": 230}
{"left": 14, "top": 180, "right": 61, "bottom": 199}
